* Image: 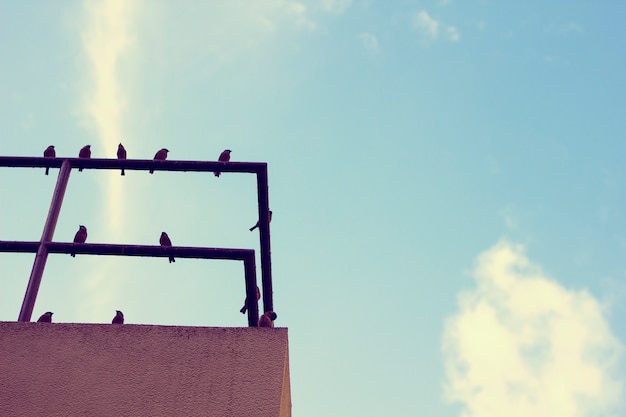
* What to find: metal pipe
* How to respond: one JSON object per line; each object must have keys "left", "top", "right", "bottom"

{"left": 18, "top": 160, "right": 72, "bottom": 322}
{"left": 0, "top": 156, "right": 266, "bottom": 175}
{"left": 243, "top": 254, "right": 259, "bottom": 326}
{"left": 0, "top": 241, "right": 254, "bottom": 260}
{"left": 256, "top": 164, "right": 273, "bottom": 313}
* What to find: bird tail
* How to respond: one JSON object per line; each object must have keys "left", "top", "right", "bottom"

{"left": 169, "top": 256, "right": 175, "bottom": 263}
{"left": 249, "top": 225, "right": 258, "bottom": 232}
{"left": 240, "top": 305, "right": 247, "bottom": 314}
{"left": 214, "top": 171, "right": 221, "bottom": 177}
{"left": 149, "top": 169, "right": 154, "bottom": 174}
{"left": 71, "top": 253, "right": 76, "bottom": 258}
{"left": 121, "top": 168, "right": 125, "bottom": 176}
{"left": 79, "top": 168, "right": 83, "bottom": 172}
{"left": 45, "top": 167, "right": 49, "bottom": 175}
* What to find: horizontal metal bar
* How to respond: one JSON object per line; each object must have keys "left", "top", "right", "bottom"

{"left": 0, "top": 241, "right": 255, "bottom": 261}
{"left": 0, "top": 156, "right": 267, "bottom": 174}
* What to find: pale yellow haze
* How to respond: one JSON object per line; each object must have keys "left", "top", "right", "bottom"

{"left": 81, "top": 0, "right": 134, "bottom": 235}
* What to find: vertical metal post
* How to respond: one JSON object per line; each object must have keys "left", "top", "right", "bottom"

{"left": 18, "top": 160, "right": 72, "bottom": 321}
{"left": 256, "top": 165, "right": 273, "bottom": 314}
{"left": 243, "top": 255, "right": 259, "bottom": 327}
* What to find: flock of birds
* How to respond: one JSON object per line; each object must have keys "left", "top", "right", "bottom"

{"left": 35, "top": 309, "right": 278, "bottom": 327}
{"left": 38, "top": 144, "right": 277, "bottom": 328}
{"left": 43, "top": 144, "right": 231, "bottom": 176}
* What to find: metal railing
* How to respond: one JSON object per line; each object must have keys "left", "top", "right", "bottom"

{"left": 0, "top": 155, "right": 273, "bottom": 326}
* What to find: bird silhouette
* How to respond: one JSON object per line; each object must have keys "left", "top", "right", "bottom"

{"left": 258, "top": 311, "right": 277, "bottom": 328}
{"left": 214, "top": 149, "right": 231, "bottom": 177}
{"left": 43, "top": 145, "right": 55, "bottom": 175}
{"left": 37, "top": 312, "right": 53, "bottom": 323}
{"left": 160, "top": 232, "right": 175, "bottom": 263}
{"left": 240, "top": 285, "right": 261, "bottom": 314}
{"left": 150, "top": 148, "right": 169, "bottom": 174}
{"left": 117, "top": 143, "right": 127, "bottom": 176}
{"left": 250, "top": 210, "right": 272, "bottom": 232}
{"left": 71, "top": 225, "right": 88, "bottom": 257}
{"left": 78, "top": 145, "right": 91, "bottom": 172}
{"left": 112, "top": 310, "right": 124, "bottom": 324}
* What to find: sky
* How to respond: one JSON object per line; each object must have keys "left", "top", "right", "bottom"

{"left": 1, "top": 1, "right": 625, "bottom": 416}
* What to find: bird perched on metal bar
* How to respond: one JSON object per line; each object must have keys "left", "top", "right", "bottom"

{"left": 150, "top": 148, "right": 169, "bottom": 174}
{"left": 78, "top": 145, "right": 91, "bottom": 172}
{"left": 240, "top": 285, "right": 261, "bottom": 314}
{"left": 160, "top": 232, "right": 175, "bottom": 263}
{"left": 43, "top": 145, "right": 55, "bottom": 175}
{"left": 249, "top": 210, "right": 272, "bottom": 232}
{"left": 71, "top": 225, "right": 88, "bottom": 257}
{"left": 258, "top": 311, "right": 277, "bottom": 328}
{"left": 117, "top": 143, "right": 127, "bottom": 176}
{"left": 37, "top": 312, "right": 53, "bottom": 323}
{"left": 214, "top": 149, "right": 231, "bottom": 177}
{"left": 112, "top": 310, "right": 124, "bottom": 324}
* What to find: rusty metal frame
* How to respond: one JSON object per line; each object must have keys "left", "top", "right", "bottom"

{"left": 0, "top": 156, "right": 273, "bottom": 326}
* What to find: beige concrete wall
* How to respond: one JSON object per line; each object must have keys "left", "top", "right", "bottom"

{"left": 0, "top": 322, "right": 291, "bottom": 417}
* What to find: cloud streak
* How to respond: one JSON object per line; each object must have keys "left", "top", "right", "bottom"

{"left": 442, "top": 241, "right": 624, "bottom": 417}
{"left": 81, "top": 0, "right": 133, "bottom": 232}
{"left": 412, "top": 10, "right": 459, "bottom": 43}
{"left": 78, "top": 0, "right": 134, "bottom": 319}
{"left": 358, "top": 32, "right": 380, "bottom": 54}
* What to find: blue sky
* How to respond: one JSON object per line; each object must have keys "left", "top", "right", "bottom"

{"left": 1, "top": 1, "right": 625, "bottom": 416}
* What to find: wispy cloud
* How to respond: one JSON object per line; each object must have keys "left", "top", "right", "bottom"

{"left": 81, "top": 0, "right": 133, "bottom": 159}
{"left": 79, "top": 0, "right": 134, "bottom": 318}
{"left": 442, "top": 241, "right": 624, "bottom": 417}
{"left": 321, "top": 0, "right": 352, "bottom": 15}
{"left": 358, "top": 32, "right": 380, "bottom": 54}
{"left": 412, "top": 10, "right": 460, "bottom": 43}
{"left": 278, "top": 0, "right": 317, "bottom": 30}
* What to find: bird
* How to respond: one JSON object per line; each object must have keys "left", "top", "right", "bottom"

{"left": 150, "top": 148, "right": 169, "bottom": 174}
{"left": 240, "top": 285, "right": 261, "bottom": 314}
{"left": 112, "top": 310, "right": 124, "bottom": 324}
{"left": 117, "top": 143, "right": 127, "bottom": 176}
{"left": 37, "top": 312, "right": 53, "bottom": 323}
{"left": 258, "top": 311, "right": 277, "bottom": 328}
{"left": 214, "top": 149, "right": 231, "bottom": 177}
{"left": 249, "top": 210, "right": 273, "bottom": 232}
{"left": 71, "top": 225, "right": 88, "bottom": 257}
{"left": 160, "top": 232, "right": 175, "bottom": 263}
{"left": 78, "top": 145, "right": 91, "bottom": 172}
{"left": 43, "top": 145, "right": 55, "bottom": 175}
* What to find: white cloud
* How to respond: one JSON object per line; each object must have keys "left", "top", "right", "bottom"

{"left": 79, "top": 0, "right": 134, "bottom": 319}
{"left": 277, "top": 0, "right": 316, "bottom": 30}
{"left": 81, "top": 0, "right": 133, "bottom": 158}
{"left": 321, "top": 0, "right": 352, "bottom": 15}
{"left": 412, "top": 10, "right": 460, "bottom": 43}
{"left": 446, "top": 26, "right": 460, "bottom": 42}
{"left": 358, "top": 32, "right": 380, "bottom": 54}
{"left": 413, "top": 10, "right": 440, "bottom": 39}
{"left": 81, "top": 0, "right": 134, "bottom": 233}
{"left": 442, "top": 241, "right": 624, "bottom": 417}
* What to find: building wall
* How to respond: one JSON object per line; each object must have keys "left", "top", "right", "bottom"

{"left": 0, "top": 322, "right": 291, "bottom": 417}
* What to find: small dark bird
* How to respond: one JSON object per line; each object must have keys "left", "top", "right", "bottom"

{"left": 160, "top": 232, "right": 175, "bottom": 263}
{"left": 78, "top": 145, "right": 91, "bottom": 172}
{"left": 112, "top": 310, "right": 124, "bottom": 324}
{"left": 37, "top": 312, "right": 53, "bottom": 323}
{"left": 117, "top": 143, "right": 127, "bottom": 176}
{"left": 214, "top": 149, "right": 231, "bottom": 177}
{"left": 44, "top": 145, "right": 55, "bottom": 175}
{"left": 258, "top": 311, "right": 277, "bottom": 328}
{"left": 249, "top": 210, "right": 273, "bottom": 232}
{"left": 71, "top": 225, "right": 88, "bottom": 257}
{"left": 150, "top": 148, "right": 169, "bottom": 174}
{"left": 240, "top": 285, "right": 261, "bottom": 314}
